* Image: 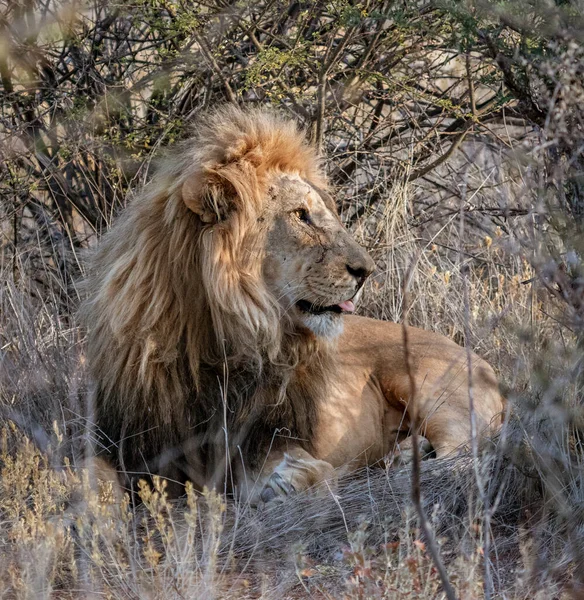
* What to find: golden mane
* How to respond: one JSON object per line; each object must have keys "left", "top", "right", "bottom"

{"left": 81, "top": 106, "right": 330, "bottom": 486}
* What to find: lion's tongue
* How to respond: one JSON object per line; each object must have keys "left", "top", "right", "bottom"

{"left": 338, "top": 300, "right": 355, "bottom": 313}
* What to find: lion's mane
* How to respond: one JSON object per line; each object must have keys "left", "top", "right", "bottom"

{"left": 81, "top": 106, "right": 332, "bottom": 487}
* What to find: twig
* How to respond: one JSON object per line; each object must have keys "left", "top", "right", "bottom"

{"left": 314, "top": 24, "right": 357, "bottom": 150}
{"left": 192, "top": 30, "right": 236, "bottom": 103}
{"left": 402, "top": 257, "right": 458, "bottom": 600}
{"left": 408, "top": 122, "right": 472, "bottom": 182}
{"left": 466, "top": 52, "right": 477, "bottom": 118}
{"left": 459, "top": 159, "right": 492, "bottom": 599}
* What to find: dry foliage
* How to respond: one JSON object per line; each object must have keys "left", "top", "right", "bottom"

{"left": 1, "top": 0, "right": 584, "bottom": 598}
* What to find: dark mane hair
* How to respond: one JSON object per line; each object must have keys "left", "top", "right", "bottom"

{"left": 80, "top": 106, "right": 332, "bottom": 491}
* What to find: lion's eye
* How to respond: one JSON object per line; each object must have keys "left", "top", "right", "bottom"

{"left": 293, "top": 208, "right": 310, "bottom": 224}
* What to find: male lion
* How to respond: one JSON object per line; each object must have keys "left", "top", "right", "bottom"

{"left": 82, "top": 105, "right": 503, "bottom": 503}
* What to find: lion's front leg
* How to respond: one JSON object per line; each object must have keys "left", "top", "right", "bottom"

{"left": 240, "top": 447, "right": 337, "bottom": 505}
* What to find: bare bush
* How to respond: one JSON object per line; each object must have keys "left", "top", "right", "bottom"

{"left": 2, "top": 0, "right": 584, "bottom": 597}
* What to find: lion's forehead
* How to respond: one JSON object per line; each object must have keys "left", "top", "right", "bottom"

{"left": 272, "top": 173, "right": 313, "bottom": 196}
{"left": 271, "top": 172, "right": 335, "bottom": 219}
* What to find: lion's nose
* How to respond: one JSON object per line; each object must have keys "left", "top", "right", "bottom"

{"left": 346, "top": 253, "right": 375, "bottom": 288}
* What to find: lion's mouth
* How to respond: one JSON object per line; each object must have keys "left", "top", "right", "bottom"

{"left": 296, "top": 299, "right": 355, "bottom": 315}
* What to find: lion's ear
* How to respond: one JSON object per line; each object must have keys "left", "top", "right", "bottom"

{"left": 182, "top": 169, "right": 236, "bottom": 224}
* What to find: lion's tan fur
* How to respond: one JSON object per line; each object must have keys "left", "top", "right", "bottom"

{"left": 82, "top": 105, "right": 503, "bottom": 500}
{"left": 81, "top": 107, "right": 330, "bottom": 485}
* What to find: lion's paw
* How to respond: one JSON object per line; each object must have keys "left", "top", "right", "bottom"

{"left": 385, "top": 435, "right": 435, "bottom": 469}
{"left": 260, "top": 472, "right": 295, "bottom": 503}
{"left": 258, "top": 453, "right": 337, "bottom": 505}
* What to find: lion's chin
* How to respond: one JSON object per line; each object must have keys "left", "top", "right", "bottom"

{"left": 298, "top": 311, "right": 344, "bottom": 339}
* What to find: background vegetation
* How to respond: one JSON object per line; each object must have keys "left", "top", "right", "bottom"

{"left": 1, "top": 0, "right": 584, "bottom": 597}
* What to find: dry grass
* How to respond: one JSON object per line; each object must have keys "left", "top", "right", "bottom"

{"left": 0, "top": 417, "right": 575, "bottom": 598}
{"left": 2, "top": 1, "right": 584, "bottom": 597}
{"left": 1, "top": 170, "right": 581, "bottom": 597}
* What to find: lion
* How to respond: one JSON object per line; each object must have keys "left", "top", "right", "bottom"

{"left": 81, "top": 105, "right": 503, "bottom": 504}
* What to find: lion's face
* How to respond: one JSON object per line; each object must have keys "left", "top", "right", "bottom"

{"left": 262, "top": 173, "right": 375, "bottom": 338}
